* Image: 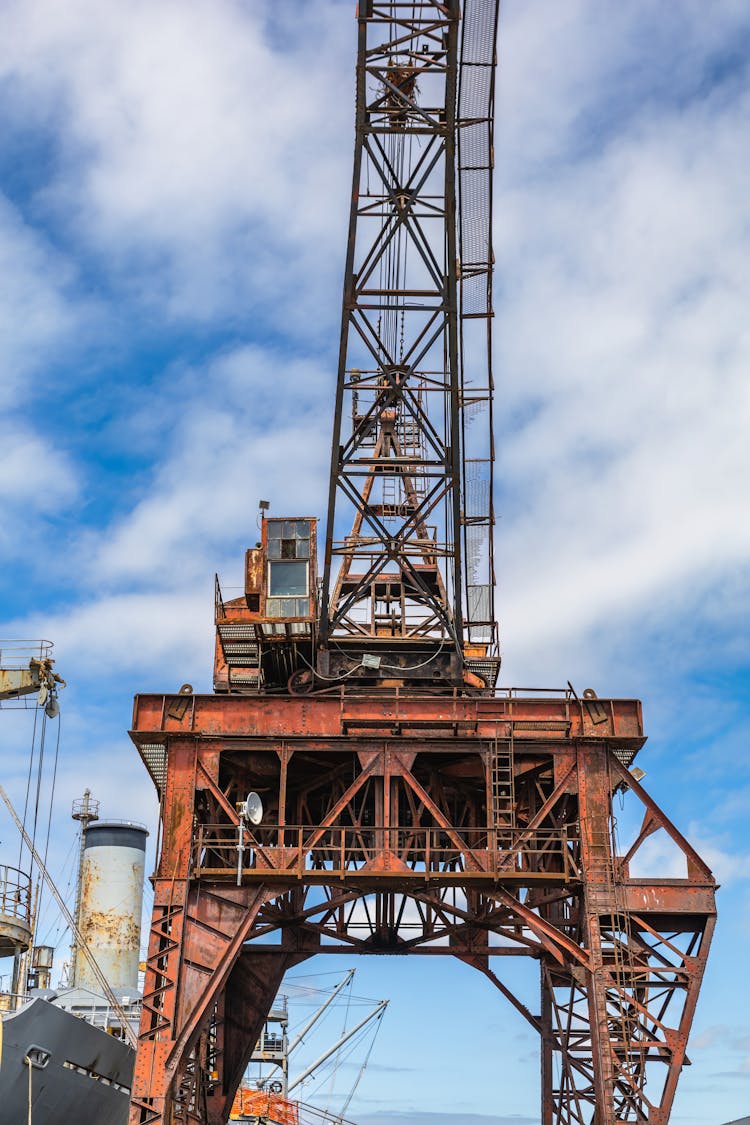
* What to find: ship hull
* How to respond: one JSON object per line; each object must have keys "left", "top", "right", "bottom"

{"left": 0, "top": 996, "right": 133, "bottom": 1124}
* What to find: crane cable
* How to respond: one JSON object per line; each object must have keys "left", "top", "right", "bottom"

{"left": 36, "top": 831, "right": 78, "bottom": 948}
{"left": 34, "top": 711, "right": 62, "bottom": 939}
{"left": 17, "top": 701, "right": 40, "bottom": 869}
{"left": 30, "top": 708, "right": 48, "bottom": 861}
{"left": 340, "top": 1005, "right": 385, "bottom": 1117}
{"left": 322, "top": 968, "right": 354, "bottom": 1107}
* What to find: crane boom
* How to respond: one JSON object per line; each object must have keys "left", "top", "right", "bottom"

{"left": 317, "top": 0, "right": 500, "bottom": 692}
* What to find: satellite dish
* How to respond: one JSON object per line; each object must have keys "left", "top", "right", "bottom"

{"left": 243, "top": 792, "right": 263, "bottom": 826}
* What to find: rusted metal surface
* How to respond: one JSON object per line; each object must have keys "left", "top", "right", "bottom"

{"left": 126, "top": 1, "right": 715, "bottom": 1121}
{"left": 74, "top": 823, "right": 148, "bottom": 993}
{"left": 243, "top": 548, "right": 264, "bottom": 601}
{"left": 132, "top": 690, "right": 645, "bottom": 748}
{"left": 316, "top": 0, "right": 488, "bottom": 686}
{"left": 231, "top": 1089, "right": 298, "bottom": 1124}
{"left": 214, "top": 516, "right": 319, "bottom": 693}
{"left": 128, "top": 690, "right": 715, "bottom": 1125}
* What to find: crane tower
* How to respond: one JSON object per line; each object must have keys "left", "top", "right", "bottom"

{"left": 128, "top": 4, "right": 716, "bottom": 1124}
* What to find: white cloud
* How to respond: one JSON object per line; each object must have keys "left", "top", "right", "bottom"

{"left": 85, "top": 345, "right": 332, "bottom": 587}
{"left": 0, "top": 193, "right": 94, "bottom": 557}
{"left": 0, "top": 420, "right": 79, "bottom": 560}
{"left": 625, "top": 815, "right": 750, "bottom": 885}
{"left": 495, "top": 0, "right": 750, "bottom": 183}
{"left": 0, "top": 424, "right": 77, "bottom": 509}
{"left": 0, "top": 195, "right": 87, "bottom": 403}
{"left": 685, "top": 824, "right": 750, "bottom": 886}
{"left": 493, "top": 26, "right": 750, "bottom": 681}
{"left": 0, "top": 0, "right": 354, "bottom": 328}
{"left": 12, "top": 589, "right": 211, "bottom": 681}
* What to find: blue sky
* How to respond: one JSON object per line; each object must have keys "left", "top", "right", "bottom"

{"left": 0, "top": 1, "right": 748, "bottom": 1122}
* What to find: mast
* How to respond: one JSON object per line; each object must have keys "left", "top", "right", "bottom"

{"left": 69, "top": 789, "right": 100, "bottom": 988}
{"left": 211, "top": 2, "right": 500, "bottom": 695}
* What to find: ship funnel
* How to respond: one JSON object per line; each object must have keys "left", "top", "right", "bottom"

{"left": 74, "top": 821, "right": 148, "bottom": 993}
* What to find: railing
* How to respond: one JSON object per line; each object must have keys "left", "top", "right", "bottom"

{"left": 193, "top": 824, "right": 579, "bottom": 882}
{"left": 0, "top": 863, "right": 32, "bottom": 925}
{"left": 0, "top": 640, "right": 55, "bottom": 710}
{"left": 499, "top": 686, "right": 574, "bottom": 699}
{"left": 215, "top": 584, "right": 250, "bottom": 618}
{"left": 84, "top": 818, "right": 148, "bottom": 832}
{"left": 0, "top": 639, "right": 53, "bottom": 668}
{"left": 214, "top": 574, "right": 226, "bottom": 620}
{"left": 59, "top": 994, "right": 143, "bottom": 1037}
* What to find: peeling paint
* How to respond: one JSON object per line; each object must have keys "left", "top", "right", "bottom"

{"left": 74, "top": 831, "right": 146, "bottom": 993}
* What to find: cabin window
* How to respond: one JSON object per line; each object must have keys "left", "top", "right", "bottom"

{"left": 265, "top": 520, "right": 312, "bottom": 617}
{"left": 267, "top": 520, "right": 311, "bottom": 561}
{"left": 267, "top": 560, "right": 309, "bottom": 617}
{"left": 268, "top": 560, "right": 308, "bottom": 597}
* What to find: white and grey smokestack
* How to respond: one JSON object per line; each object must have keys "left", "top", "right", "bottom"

{"left": 74, "top": 821, "right": 148, "bottom": 993}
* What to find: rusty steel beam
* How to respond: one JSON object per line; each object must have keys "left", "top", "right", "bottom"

{"left": 128, "top": 694, "right": 715, "bottom": 1125}
{"left": 131, "top": 690, "right": 645, "bottom": 746}
{"left": 319, "top": 0, "right": 466, "bottom": 663}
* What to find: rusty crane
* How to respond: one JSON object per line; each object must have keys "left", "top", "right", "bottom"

{"left": 127, "top": 4, "right": 716, "bottom": 1123}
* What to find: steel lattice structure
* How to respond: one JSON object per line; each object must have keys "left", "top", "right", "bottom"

{"left": 128, "top": 693, "right": 714, "bottom": 1124}
{"left": 318, "top": 0, "right": 499, "bottom": 690}
{"left": 128, "top": 3, "right": 716, "bottom": 1123}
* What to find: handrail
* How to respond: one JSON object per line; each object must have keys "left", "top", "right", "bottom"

{"left": 192, "top": 822, "right": 579, "bottom": 882}
{"left": 0, "top": 863, "right": 32, "bottom": 924}
{"left": 214, "top": 573, "right": 226, "bottom": 620}
{"left": 0, "top": 640, "right": 53, "bottom": 668}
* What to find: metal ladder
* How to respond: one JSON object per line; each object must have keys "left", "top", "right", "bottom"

{"left": 491, "top": 732, "right": 515, "bottom": 848}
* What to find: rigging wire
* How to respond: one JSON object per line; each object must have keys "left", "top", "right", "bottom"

{"left": 36, "top": 711, "right": 62, "bottom": 936}
{"left": 29, "top": 708, "right": 48, "bottom": 865}
{"left": 37, "top": 830, "right": 78, "bottom": 948}
{"left": 321, "top": 968, "right": 354, "bottom": 1109}
{"left": 340, "top": 1007, "right": 385, "bottom": 1117}
{"left": 18, "top": 701, "right": 40, "bottom": 869}
{"left": 299, "top": 1018, "right": 382, "bottom": 1114}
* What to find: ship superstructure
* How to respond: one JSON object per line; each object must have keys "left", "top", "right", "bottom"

{"left": 0, "top": 643, "right": 145, "bottom": 1124}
